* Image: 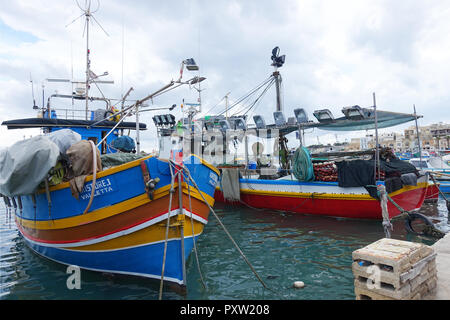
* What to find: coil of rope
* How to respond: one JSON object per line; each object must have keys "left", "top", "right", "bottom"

{"left": 292, "top": 146, "right": 315, "bottom": 182}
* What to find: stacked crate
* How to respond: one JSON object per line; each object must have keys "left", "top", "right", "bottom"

{"left": 352, "top": 238, "right": 437, "bottom": 300}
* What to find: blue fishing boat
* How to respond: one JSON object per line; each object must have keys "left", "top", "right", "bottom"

{"left": 0, "top": 3, "right": 219, "bottom": 288}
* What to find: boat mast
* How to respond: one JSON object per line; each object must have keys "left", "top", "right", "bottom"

{"left": 274, "top": 71, "right": 282, "bottom": 112}
{"left": 413, "top": 104, "right": 423, "bottom": 169}
{"left": 84, "top": 3, "right": 91, "bottom": 120}
{"left": 373, "top": 92, "right": 380, "bottom": 182}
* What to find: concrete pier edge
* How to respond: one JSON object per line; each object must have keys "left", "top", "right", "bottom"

{"left": 425, "top": 232, "right": 450, "bottom": 299}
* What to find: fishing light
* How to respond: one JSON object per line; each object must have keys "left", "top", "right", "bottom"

{"left": 161, "top": 114, "right": 169, "bottom": 125}
{"left": 218, "top": 120, "right": 231, "bottom": 131}
{"left": 234, "top": 118, "right": 247, "bottom": 130}
{"left": 271, "top": 46, "right": 286, "bottom": 68}
{"left": 313, "top": 109, "right": 335, "bottom": 123}
{"left": 273, "top": 111, "right": 286, "bottom": 126}
{"left": 184, "top": 58, "right": 199, "bottom": 71}
{"left": 253, "top": 115, "right": 266, "bottom": 129}
{"left": 342, "top": 105, "right": 365, "bottom": 120}
{"left": 189, "top": 76, "right": 206, "bottom": 85}
{"left": 294, "top": 108, "right": 308, "bottom": 124}
{"left": 167, "top": 114, "right": 176, "bottom": 125}
{"left": 154, "top": 115, "right": 163, "bottom": 126}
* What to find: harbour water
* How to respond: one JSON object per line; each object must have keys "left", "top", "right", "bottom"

{"left": 1, "top": 197, "right": 448, "bottom": 300}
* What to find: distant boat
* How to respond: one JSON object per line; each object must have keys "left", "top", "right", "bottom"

{"left": 408, "top": 157, "right": 450, "bottom": 194}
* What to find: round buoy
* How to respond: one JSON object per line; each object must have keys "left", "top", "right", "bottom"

{"left": 293, "top": 281, "right": 305, "bottom": 289}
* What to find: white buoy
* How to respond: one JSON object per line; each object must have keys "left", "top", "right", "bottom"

{"left": 293, "top": 281, "right": 305, "bottom": 288}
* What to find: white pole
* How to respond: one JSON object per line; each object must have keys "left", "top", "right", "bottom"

{"left": 373, "top": 92, "right": 380, "bottom": 182}
{"left": 85, "top": 8, "right": 91, "bottom": 120}
{"left": 136, "top": 105, "right": 140, "bottom": 154}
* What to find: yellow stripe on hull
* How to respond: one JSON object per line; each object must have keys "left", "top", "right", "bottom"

{"left": 71, "top": 215, "right": 205, "bottom": 251}
{"left": 17, "top": 183, "right": 215, "bottom": 231}
{"left": 235, "top": 182, "right": 429, "bottom": 201}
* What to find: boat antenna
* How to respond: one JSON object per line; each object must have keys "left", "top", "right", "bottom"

{"left": 67, "top": 0, "right": 109, "bottom": 120}
{"left": 29, "top": 73, "right": 38, "bottom": 110}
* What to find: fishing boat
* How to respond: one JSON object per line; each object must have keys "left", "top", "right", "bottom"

{"left": 0, "top": 3, "right": 219, "bottom": 287}
{"left": 408, "top": 157, "right": 450, "bottom": 194}
{"left": 160, "top": 46, "right": 431, "bottom": 220}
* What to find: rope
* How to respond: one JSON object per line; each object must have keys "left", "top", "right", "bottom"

{"left": 179, "top": 161, "right": 273, "bottom": 292}
{"left": 159, "top": 162, "right": 176, "bottom": 300}
{"left": 372, "top": 183, "right": 445, "bottom": 238}
{"left": 185, "top": 176, "right": 207, "bottom": 289}
{"left": 377, "top": 184, "right": 393, "bottom": 238}
{"left": 292, "top": 147, "right": 315, "bottom": 182}
{"left": 82, "top": 140, "right": 98, "bottom": 215}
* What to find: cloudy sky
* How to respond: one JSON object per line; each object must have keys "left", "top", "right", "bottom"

{"left": 1, "top": 0, "right": 450, "bottom": 151}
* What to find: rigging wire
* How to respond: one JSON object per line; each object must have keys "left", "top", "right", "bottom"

{"left": 214, "top": 75, "right": 274, "bottom": 116}
{"left": 236, "top": 77, "right": 275, "bottom": 117}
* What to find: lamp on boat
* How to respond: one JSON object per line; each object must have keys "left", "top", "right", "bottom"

{"left": 294, "top": 108, "right": 308, "bottom": 124}
{"left": 183, "top": 58, "right": 199, "bottom": 71}
{"left": 313, "top": 109, "right": 335, "bottom": 123}
{"left": 271, "top": 47, "right": 286, "bottom": 68}
{"left": 273, "top": 111, "right": 286, "bottom": 126}
{"left": 218, "top": 120, "right": 231, "bottom": 131}
{"left": 167, "top": 114, "right": 176, "bottom": 125}
{"left": 342, "top": 105, "right": 365, "bottom": 120}
{"left": 234, "top": 118, "right": 247, "bottom": 130}
{"left": 253, "top": 115, "right": 266, "bottom": 129}
{"left": 189, "top": 76, "right": 206, "bottom": 85}
{"left": 161, "top": 114, "right": 169, "bottom": 125}
{"left": 153, "top": 115, "right": 163, "bottom": 126}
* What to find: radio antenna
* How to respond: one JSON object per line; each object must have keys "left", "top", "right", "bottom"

{"left": 67, "top": 0, "right": 110, "bottom": 119}
{"left": 29, "top": 73, "right": 38, "bottom": 110}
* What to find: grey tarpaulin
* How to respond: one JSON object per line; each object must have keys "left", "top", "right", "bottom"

{"left": 47, "top": 129, "right": 81, "bottom": 154}
{"left": 221, "top": 168, "right": 241, "bottom": 201}
{"left": 0, "top": 135, "right": 60, "bottom": 196}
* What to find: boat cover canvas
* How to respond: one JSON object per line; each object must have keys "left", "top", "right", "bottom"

{"left": 66, "top": 140, "right": 102, "bottom": 200}
{"left": 336, "top": 158, "right": 418, "bottom": 198}
{"left": 0, "top": 135, "right": 60, "bottom": 196}
{"left": 47, "top": 129, "right": 81, "bottom": 154}
{"left": 313, "top": 110, "right": 417, "bottom": 131}
{"left": 1, "top": 118, "right": 147, "bottom": 130}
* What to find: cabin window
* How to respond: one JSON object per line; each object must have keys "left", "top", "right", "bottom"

{"left": 87, "top": 137, "right": 98, "bottom": 144}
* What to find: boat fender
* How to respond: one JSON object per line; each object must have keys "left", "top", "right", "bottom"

{"left": 140, "top": 160, "right": 159, "bottom": 200}
{"left": 146, "top": 178, "right": 160, "bottom": 201}
{"left": 404, "top": 212, "right": 435, "bottom": 236}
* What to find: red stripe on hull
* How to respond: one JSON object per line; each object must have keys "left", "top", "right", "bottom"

{"left": 215, "top": 186, "right": 426, "bottom": 220}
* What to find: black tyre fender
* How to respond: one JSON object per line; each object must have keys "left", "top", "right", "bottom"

{"left": 405, "top": 212, "right": 434, "bottom": 235}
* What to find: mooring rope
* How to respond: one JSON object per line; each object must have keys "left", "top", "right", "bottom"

{"left": 82, "top": 140, "right": 98, "bottom": 215}
{"left": 185, "top": 178, "right": 207, "bottom": 289}
{"left": 372, "top": 183, "right": 445, "bottom": 238}
{"left": 159, "top": 162, "right": 176, "bottom": 300}
{"left": 178, "top": 161, "right": 272, "bottom": 292}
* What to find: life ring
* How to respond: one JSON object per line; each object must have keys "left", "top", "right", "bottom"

{"left": 404, "top": 212, "right": 434, "bottom": 235}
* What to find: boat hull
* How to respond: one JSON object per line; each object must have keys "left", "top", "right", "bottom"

{"left": 13, "top": 155, "right": 219, "bottom": 285}
{"left": 215, "top": 176, "right": 428, "bottom": 219}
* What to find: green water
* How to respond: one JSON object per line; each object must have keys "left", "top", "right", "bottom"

{"left": 1, "top": 198, "right": 448, "bottom": 300}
